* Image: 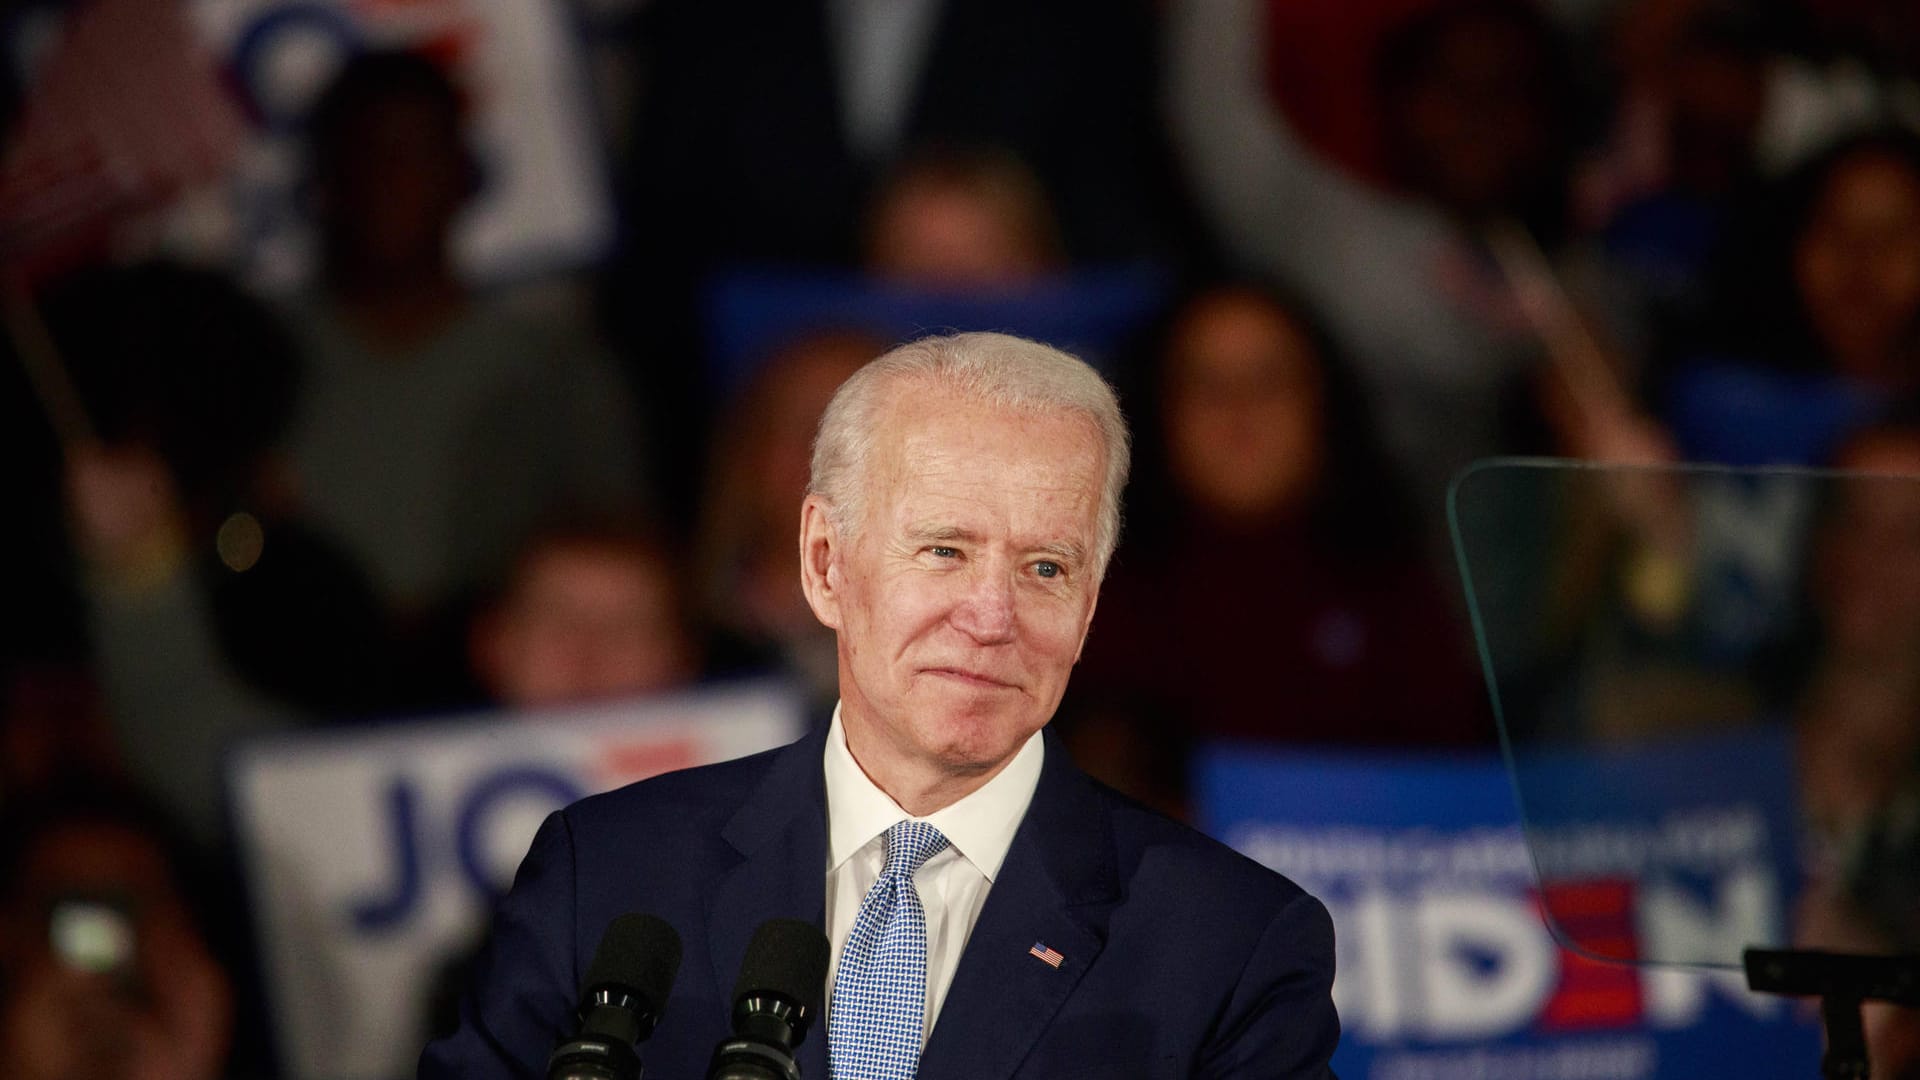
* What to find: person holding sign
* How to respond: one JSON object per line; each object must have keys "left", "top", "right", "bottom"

{"left": 423, "top": 332, "right": 1339, "bottom": 1078}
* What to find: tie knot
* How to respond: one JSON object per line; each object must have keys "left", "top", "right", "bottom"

{"left": 881, "top": 820, "right": 949, "bottom": 880}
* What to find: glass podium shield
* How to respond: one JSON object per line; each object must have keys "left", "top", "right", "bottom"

{"left": 1449, "top": 460, "right": 1920, "bottom": 1079}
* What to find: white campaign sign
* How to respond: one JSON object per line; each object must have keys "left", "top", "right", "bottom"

{"left": 229, "top": 682, "right": 805, "bottom": 1080}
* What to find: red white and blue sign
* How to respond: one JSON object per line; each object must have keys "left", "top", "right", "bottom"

{"left": 1196, "top": 729, "right": 1822, "bottom": 1080}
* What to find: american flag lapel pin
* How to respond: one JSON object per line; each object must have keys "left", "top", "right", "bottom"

{"left": 1028, "top": 941, "right": 1065, "bottom": 969}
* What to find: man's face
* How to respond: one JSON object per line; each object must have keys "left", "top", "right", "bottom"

{"left": 802, "top": 386, "right": 1106, "bottom": 785}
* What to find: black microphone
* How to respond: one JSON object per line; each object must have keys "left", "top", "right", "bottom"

{"left": 707, "top": 919, "right": 831, "bottom": 1080}
{"left": 548, "top": 913, "right": 683, "bottom": 1080}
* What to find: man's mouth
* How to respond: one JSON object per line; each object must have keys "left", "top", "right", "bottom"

{"left": 922, "top": 667, "right": 1017, "bottom": 690}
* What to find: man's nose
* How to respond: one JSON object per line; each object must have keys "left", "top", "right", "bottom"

{"left": 950, "top": 567, "right": 1016, "bottom": 644}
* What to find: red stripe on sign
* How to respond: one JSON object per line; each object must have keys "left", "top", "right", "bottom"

{"left": 1538, "top": 882, "right": 1642, "bottom": 1030}
{"left": 596, "top": 739, "right": 699, "bottom": 785}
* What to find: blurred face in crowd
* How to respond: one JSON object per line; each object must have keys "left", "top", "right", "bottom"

{"left": 476, "top": 541, "right": 696, "bottom": 708}
{"left": 865, "top": 169, "right": 1059, "bottom": 288}
{"left": 801, "top": 383, "right": 1105, "bottom": 805}
{"left": 1794, "top": 150, "right": 1920, "bottom": 382}
{"left": 1164, "top": 290, "right": 1325, "bottom": 522}
{"left": 1383, "top": 8, "right": 1556, "bottom": 218}
{"left": 1816, "top": 433, "right": 1920, "bottom": 659}
{"left": 320, "top": 93, "right": 469, "bottom": 276}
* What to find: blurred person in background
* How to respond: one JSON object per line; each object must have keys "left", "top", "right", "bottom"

{"left": 862, "top": 147, "right": 1064, "bottom": 288}
{"left": 1667, "top": 127, "right": 1920, "bottom": 465}
{"left": 625, "top": 0, "right": 1177, "bottom": 274}
{"left": 1742, "top": 129, "right": 1920, "bottom": 391}
{"left": 1790, "top": 421, "right": 1920, "bottom": 1080}
{"left": 432, "top": 519, "right": 701, "bottom": 1039}
{"left": 1071, "top": 284, "right": 1487, "bottom": 804}
{"left": 696, "top": 330, "right": 880, "bottom": 717}
{"left": 289, "top": 50, "right": 647, "bottom": 630}
{"left": 1496, "top": 127, "right": 1920, "bottom": 745}
{"left": 1790, "top": 134, "right": 1920, "bottom": 391}
{"left": 1795, "top": 423, "right": 1920, "bottom": 847}
{"left": 1580, "top": 7, "right": 1775, "bottom": 362}
{"left": 40, "top": 262, "right": 390, "bottom": 846}
{"left": 469, "top": 519, "right": 700, "bottom": 710}
{"left": 613, "top": 0, "right": 1185, "bottom": 517}
{"left": 0, "top": 783, "right": 238, "bottom": 1080}
{"left": 1169, "top": 0, "right": 1586, "bottom": 531}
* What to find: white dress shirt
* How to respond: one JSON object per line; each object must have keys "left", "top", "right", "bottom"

{"left": 822, "top": 705, "right": 1045, "bottom": 1044}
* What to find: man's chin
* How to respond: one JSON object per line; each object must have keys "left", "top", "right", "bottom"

{"left": 916, "top": 708, "right": 1042, "bottom": 773}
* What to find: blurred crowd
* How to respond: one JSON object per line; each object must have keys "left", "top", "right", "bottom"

{"left": 2, "top": 0, "right": 1920, "bottom": 1074}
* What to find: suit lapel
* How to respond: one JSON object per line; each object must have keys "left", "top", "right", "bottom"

{"left": 916, "top": 733, "right": 1120, "bottom": 1080}
{"left": 705, "top": 726, "right": 832, "bottom": 1080}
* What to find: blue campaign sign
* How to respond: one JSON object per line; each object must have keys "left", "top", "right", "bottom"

{"left": 1512, "top": 729, "right": 1810, "bottom": 969}
{"left": 1196, "top": 732, "right": 1822, "bottom": 1080}
{"left": 700, "top": 264, "right": 1170, "bottom": 397}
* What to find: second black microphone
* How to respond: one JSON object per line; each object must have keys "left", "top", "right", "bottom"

{"left": 707, "top": 919, "right": 831, "bottom": 1080}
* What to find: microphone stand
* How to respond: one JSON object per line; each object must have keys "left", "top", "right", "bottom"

{"left": 1743, "top": 948, "right": 1920, "bottom": 1080}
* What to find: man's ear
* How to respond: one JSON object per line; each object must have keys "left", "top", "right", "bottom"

{"left": 799, "top": 495, "right": 843, "bottom": 630}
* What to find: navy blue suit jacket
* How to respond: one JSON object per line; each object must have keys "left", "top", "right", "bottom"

{"left": 420, "top": 727, "right": 1339, "bottom": 1079}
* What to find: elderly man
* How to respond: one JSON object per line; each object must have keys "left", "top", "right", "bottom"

{"left": 422, "top": 333, "right": 1339, "bottom": 1078}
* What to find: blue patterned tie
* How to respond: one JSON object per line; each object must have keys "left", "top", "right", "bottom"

{"left": 829, "top": 820, "right": 951, "bottom": 1080}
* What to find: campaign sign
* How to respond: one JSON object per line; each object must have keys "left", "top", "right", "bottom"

{"left": 701, "top": 264, "right": 1170, "bottom": 397}
{"left": 1197, "top": 732, "right": 1822, "bottom": 1080}
{"left": 186, "top": 0, "right": 614, "bottom": 289}
{"left": 229, "top": 681, "right": 804, "bottom": 1080}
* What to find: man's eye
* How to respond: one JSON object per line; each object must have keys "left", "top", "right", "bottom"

{"left": 1033, "top": 561, "right": 1062, "bottom": 579}
{"left": 930, "top": 546, "right": 958, "bottom": 559}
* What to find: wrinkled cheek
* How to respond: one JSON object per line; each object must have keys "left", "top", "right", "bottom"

{"left": 839, "top": 600, "right": 904, "bottom": 697}
{"left": 836, "top": 584, "right": 877, "bottom": 654}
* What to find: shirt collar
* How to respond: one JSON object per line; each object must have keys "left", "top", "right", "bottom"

{"left": 823, "top": 703, "right": 1045, "bottom": 883}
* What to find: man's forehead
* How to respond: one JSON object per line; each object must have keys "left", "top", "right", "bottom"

{"left": 873, "top": 392, "right": 1101, "bottom": 477}
{"left": 871, "top": 378, "right": 1099, "bottom": 446}
{"left": 864, "top": 396, "right": 1101, "bottom": 534}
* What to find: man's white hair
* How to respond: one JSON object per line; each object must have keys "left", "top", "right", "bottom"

{"left": 808, "top": 331, "right": 1130, "bottom": 576}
